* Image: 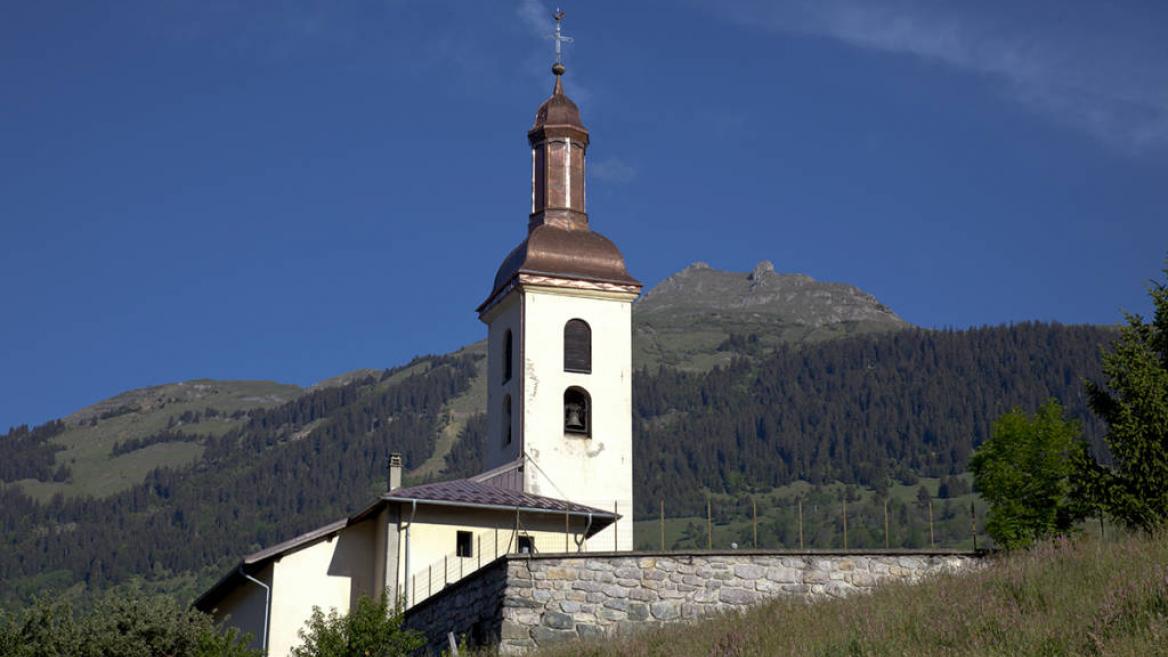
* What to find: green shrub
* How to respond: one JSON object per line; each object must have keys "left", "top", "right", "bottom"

{"left": 0, "top": 590, "right": 258, "bottom": 657}
{"left": 291, "top": 594, "right": 424, "bottom": 657}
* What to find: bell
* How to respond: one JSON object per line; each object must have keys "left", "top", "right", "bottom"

{"left": 565, "top": 403, "right": 585, "bottom": 431}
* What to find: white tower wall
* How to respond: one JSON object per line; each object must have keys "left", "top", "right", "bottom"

{"left": 518, "top": 285, "right": 636, "bottom": 551}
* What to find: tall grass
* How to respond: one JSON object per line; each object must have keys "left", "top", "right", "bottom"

{"left": 533, "top": 533, "right": 1168, "bottom": 657}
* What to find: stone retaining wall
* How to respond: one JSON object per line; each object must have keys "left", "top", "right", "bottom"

{"left": 403, "top": 550, "right": 980, "bottom": 654}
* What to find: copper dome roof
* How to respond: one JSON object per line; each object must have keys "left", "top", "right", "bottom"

{"left": 484, "top": 223, "right": 640, "bottom": 305}
{"left": 532, "top": 76, "right": 585, "bottom": 132}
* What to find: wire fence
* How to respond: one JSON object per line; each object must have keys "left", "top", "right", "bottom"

{"left": 400, "top": 485, "right": 1103, "bottom": 610}
{"left": 405, "top": 520, "right": 590, "bottom": 610}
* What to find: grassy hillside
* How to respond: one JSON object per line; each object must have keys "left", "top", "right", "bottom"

{"left": 11, "top": 380, "right": 301, "bottom": 501}
{"left": 538, "top": 532, "right": 1168, "bottom": 657}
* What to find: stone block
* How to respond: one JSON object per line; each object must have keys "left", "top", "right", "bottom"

{"left": 501, "top": 620, "right": 530, "bottom": 640}
{"left": 719, "top": 588, "right": 758, "bottom": 605}
{"left": 560, "top": 600, "right": 581, "bottom": 613}
{"left": 585, "top": 560, "right": 614, "bottom": 572}
{"left": 603, "top": 598, "right": 630, "bottom": 611}
{"left": 734, "top": 564, "right": 765, "bottom": 580}
{"left": 577, "top": 623, "right": 606, "bottom": 640}
{"left": 682, "top": 603, "right": 705, "bottom": 619}
{"left": 546, "top": 566, "right": 576, "bottom": 580}
{"left": 616, "top": 579, "right": 639, "bottom": 588}
{"left": 511, "top": 579, "right": 533, "bottom": 589}
{"left": 602, "top": 584, "right": 629, "bottom": 598}
{"left": 650, "top": 601, "right": 680, "bottom": 620}
{"left": 503, "top": 596, "right": 542, "bottom": 609}
{"left": 627, "top": 602, "right": 650, "bottom": 621}
{"left": 644, "top": 569, "right": 668, "bottom": 581}
{"left": 598, "top": 608, "right": 626, "bottom": 622}
{"left": 531, "top": 626, "right": 576, "bottom": 645}
{"left": 615, "top": 567, "right": 642, "bottom": 580}
{"left": 532, "top": 589, "right": 552, "bottom": 602}
{"left": 766, "top": 566, "right": 801, "bottom": 583}
{"left": 542, "top": 611, "right": 574, "bottom": 630}
{"left": 628, "top": 588, "right": 658, "bottom": 602}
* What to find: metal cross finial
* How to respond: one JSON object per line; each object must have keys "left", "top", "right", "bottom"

{"left": 549, "top": 9, "right": 573, "bottom": 68}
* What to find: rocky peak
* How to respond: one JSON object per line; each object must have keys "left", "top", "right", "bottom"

{"left": 637, "top": 261, "right": 908, "bottom": 329}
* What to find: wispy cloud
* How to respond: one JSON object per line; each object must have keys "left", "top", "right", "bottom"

{"left": 708, "top": 0, "right": 1168, "bottom": 152}
{"left": 590, "top": 158, "right": 637, "bottom": 184}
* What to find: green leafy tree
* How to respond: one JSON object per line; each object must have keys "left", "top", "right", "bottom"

{"left": 970, "top": 400, "right": 1085, "bottom": 549}
{"left": 0, "top": 591, "right": 258, "bottom": 657}
{"left": 291, "top": 594, "right": 424, "bottom": 657}
{"left": 1075, "top": 264, "right": 1168, "bottom": 532}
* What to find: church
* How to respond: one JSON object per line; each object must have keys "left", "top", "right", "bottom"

{"left": 194, "top": 28, "right": 642, "bottom": 657}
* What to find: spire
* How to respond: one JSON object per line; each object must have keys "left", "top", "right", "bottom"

{"left": 529, "top": 10, "right": 588, "bottom": 231}
{"left": 477, "top": 9, "right": 640, "bottom": 315}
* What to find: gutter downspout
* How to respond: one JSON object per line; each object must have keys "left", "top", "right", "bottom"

{"left": 574, "top": 512, "right": 593, "bottom": 552}
{"left": 240, "top": 567, "right": 270, "bottom": 655}
{"left": 401, "top": 499, "right": 417, "bottom": 607}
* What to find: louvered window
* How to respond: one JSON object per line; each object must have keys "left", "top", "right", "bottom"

{"left": 503, "top": 330, "right": 513, "bottom": 383}
{"left": 563, "top": 319, "right": 591, "bottom": 373}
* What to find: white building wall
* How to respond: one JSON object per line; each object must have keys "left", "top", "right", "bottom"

{"left": 519, "top": 285, "right": 636, "bottom": 550}
{"left": 484, "top": 293, "right": 523, "bottom": 471}
{"left": 267, "top": 520, "right": 377, "bottom": 657}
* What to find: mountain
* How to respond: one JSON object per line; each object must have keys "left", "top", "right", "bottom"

{"left": 634, "top": 261, "right": 909, "bottom": 370}
{"left": 0, "top": 262, "right": 1115, "bottom": 609}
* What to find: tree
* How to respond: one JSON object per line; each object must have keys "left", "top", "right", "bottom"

{"left": 970, "top": 400, "right": 1085, "bottom": 549}
{"left": 1075, "top": 264, "right": 1168, "bottom": 532}
{"left": 0, "top": 590, "right": 258, "bottom": 657}
{"left": 291, "top": 595, "right": 424, "bottom": 657}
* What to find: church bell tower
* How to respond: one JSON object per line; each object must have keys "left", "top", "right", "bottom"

{"left": 477, "top": 15, "right": 641, "bottom": 550}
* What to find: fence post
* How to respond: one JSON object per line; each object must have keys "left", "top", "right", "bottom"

{"left": 798, "top": 497, "right": 804, "bottom": 550}
{"left": 884, "top": 499, "right": 890, "bottom": 549}
{"left": 565, "top": 511, "right": 569, "bottom": 553}
{"left": 706, "top": 498, "right": 713, "bottom": 549}
{"left": 970, "top": 501, "right": 978, "bottom": 551}
{"left": 659, "top": 498, "right": 665, "bottom": 551}
{"left": 842, "top": 497, "right": 848, "bottom": 550}
{"left": 928, "top": 500, "right": 935, "bottom": 548}
{"left": 752, "top": 498, "right": 758, "bottom": 548}
{"left": 444, "top": 556, "right": 448, "bottom": 587}
{"left": 412, "top": 575, "right": 416, "bottom": 607}
{"left": 428, "top": 565, "right": 432, "bottom": 598}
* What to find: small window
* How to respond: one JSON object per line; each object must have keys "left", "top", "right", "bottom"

{"left": 456, "top": 531, "right": 473, "bottom": 558}
{"left": 564, "top": 386, "right": 591, "bottom": 436}
{"left": 503, "top": 330, "right": 513, "bottom": 383}
{"left": 563, "top": 319, "right": 591, "bottom": 373}
{"left": 503, "top": 395, "right": 512, "bottom": 446}
{"left": 517, "top": 535, "right": 534, "bottom": 554}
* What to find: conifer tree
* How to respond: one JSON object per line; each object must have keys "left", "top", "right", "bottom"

{"left": 1075, "top": 263, "right": 1168, "bottom": 532}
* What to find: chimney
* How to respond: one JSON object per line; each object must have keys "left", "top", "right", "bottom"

{"left": 387, "top": 453, "right": 403, "bottom": 492}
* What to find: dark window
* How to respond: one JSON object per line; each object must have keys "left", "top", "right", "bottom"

{"left": 563, "top": 319, "right": 591, "bottom": 373}
{"left": 456, "top": 531, "right": 473, "bottom": 558}
{"left": 517, "top": 535, "right": 534, "bottom": 554}
{"left": 564, "top": 387, "right": 591, "bottom": 436}
{"left": 503, "top": 395, "right": 512, "bottom": 446}
{"left": 503, "top": 330, "right": 513, "bottom": 383}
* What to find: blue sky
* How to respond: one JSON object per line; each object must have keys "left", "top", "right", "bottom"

{"left": 2, "top": 0, "right": 1166, "bottom": 430}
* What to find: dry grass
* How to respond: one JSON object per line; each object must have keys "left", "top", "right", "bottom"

{"left": 530, "top": 533, "right": 1168, "bottom": 657}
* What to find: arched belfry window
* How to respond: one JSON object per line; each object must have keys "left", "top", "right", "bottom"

{"left": 563, "top": 319, "right": 591, "bottom": 373}
{"left": 503, "top": 394, "right": 513, "bottom": 445}
{"left": 503, "top": 330, "right": 513, "bottom": 383}
{"left": 564, "top": 387, "right": 591, "bottom": 436}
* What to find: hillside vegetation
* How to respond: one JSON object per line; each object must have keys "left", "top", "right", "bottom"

{"left": 536, "top": 532, "right": 1168, "bottom": 657}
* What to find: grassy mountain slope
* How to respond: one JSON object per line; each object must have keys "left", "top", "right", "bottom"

{"left": 13, "top": 380, "right": 302, "bottom": 501}
{"left": 538, "top": 532, "right": 1168, "bottom": 657}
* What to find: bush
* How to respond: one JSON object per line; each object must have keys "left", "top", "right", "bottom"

{"left": 291, "top": 594, "right": 424, "bottom": 657}
{"left": 0, "top": 590, "right": 258, "bottom": 657}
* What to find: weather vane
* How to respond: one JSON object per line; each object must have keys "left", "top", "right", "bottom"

{"left": 548, "top": 9, "right": 573, "bottom": 74}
